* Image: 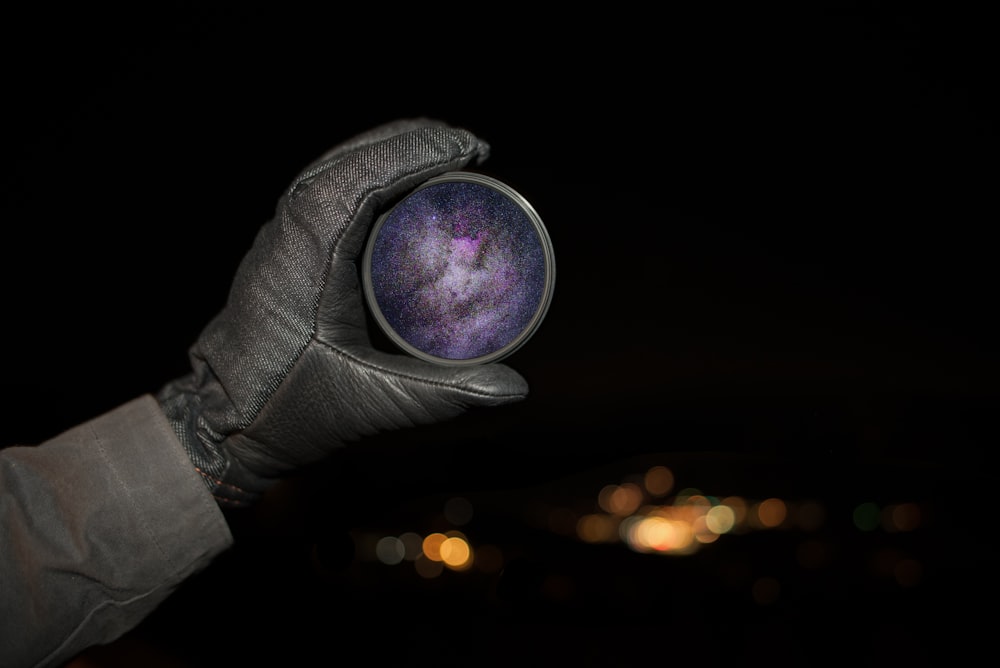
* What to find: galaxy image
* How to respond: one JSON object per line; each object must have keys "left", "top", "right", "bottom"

{"left": 365, "top": 175, "right": 553, "bottom": 362}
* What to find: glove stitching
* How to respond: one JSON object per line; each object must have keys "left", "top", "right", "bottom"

{"left": 193, "top": 466, "right": 249, "bottom": 494}
{"left": 193, "top": 466, "right": 253, "bottom": 507}
{"left": 212, "top": 494, "right": 250, "bottom": 507}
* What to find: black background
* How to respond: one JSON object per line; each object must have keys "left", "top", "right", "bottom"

{"left": 4, "top": 4, "right": 998, "bottom": 666}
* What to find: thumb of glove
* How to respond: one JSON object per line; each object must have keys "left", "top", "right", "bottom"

{"left": 157, "top": 118, "right": 529, "bottom": 507}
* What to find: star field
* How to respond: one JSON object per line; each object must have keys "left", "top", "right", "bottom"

{"left": 366, "top": 176, "right": 552, "bottom": 362}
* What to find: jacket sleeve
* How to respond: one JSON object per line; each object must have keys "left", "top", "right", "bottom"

{"left": 0, "top": 395, "right": 234, "bottom": 668}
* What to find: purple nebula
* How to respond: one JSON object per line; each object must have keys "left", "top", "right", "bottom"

{"left": 367, "top": 178, "right": 550, "bottom": 361}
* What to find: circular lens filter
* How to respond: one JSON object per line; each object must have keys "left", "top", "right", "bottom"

{"left": 363, "top": 171, "right": 555, "bottom": 365}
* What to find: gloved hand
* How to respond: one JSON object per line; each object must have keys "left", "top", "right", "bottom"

{"left": 157, "top": 118, "right": 529, "bottom": 507}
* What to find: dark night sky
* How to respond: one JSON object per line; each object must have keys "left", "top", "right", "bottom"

{"left": 3, "top": 4, "right": 998, "bottom": 665}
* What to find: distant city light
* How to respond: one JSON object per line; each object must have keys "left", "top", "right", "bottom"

{"left": 353, "top": 464, "right": 924, "bottom": 599}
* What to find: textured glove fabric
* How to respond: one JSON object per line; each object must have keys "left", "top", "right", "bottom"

{"left": 157, "top": 119, "right": 529, "bottom": 507}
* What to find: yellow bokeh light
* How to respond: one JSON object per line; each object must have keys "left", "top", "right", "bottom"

{"left": 625, "top": 515, "right": 695, "bottom": 554}
{"left": 576, "top": 469, "right": 853, "bottom": 560}
{"left": 705, "top": 504, "right": 736, "bottom": 534}
{"left": 440, "top": 536, "right": 472, "bottom": 570}
{"left": 620, "top": 515, "right": 644, "bottom": 550}
{"left": 636, "top": 516, "right": 674, "bottom": 552}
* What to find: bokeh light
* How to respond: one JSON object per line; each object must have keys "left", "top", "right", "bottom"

{"left": 399, "top": 532, "right": 424, "bottom": 561}
{"left": 692, "top": 514, "right": 720, "bottom": 545}
{"left": 422, "top": 533, "right": 448, "bottom": 561}
{"left": 598, "top": 482, "right": 644, "bottom": 517}
{"left": 444, "top": 497, "right": 474, "bottom": 526}
{"left": 577, "top": 513, "right": 619, "bottom": 543}
{"left": 375, "top": 536, "right": 405, "bottom": 565}
{"left": 884, "top": 502, "right": 922, "bottom": 532}
{"left": 795, "top": 500, "right": 826, "bottom": 531}
{"left": 440, "top": 536, "right": 473, "bottom": 571}
{"left": 358, "top": 458, "right": 927, "bottom": 613}
{"left": 414, "top": 553, "right": 444, "bottom": 579}
{"left": 705, "top": 504, "right": 737, "bottom": 535}
{"left": 755, "top": 498, "right": 787, "bottom": 528}
{"left": 722, "top": 496, "right": 749, "bottom": 531}
{"left": 854, "top": 502, "right": 881, "bottom": 531}
{"left": 644, "top": 465, "right": 675, "bottom": 497}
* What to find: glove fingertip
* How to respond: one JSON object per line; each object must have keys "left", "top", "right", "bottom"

{"left": 457, "top": 363, "right": 530, "bottom": 404}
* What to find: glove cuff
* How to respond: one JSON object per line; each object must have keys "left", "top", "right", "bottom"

{"left": 156, "top": 383, "right": 274, "bottom": 508}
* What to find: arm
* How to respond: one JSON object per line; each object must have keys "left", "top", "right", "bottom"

{"left": 0, "top": 396, "right": 232, "bottom": 668}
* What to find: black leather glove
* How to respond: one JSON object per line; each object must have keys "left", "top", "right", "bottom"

{"left": 157, "top": 118, "right": 529, "bottom": 507}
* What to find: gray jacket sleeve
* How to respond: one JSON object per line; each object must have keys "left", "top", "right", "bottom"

{"left": 0, "top": 395, "right": 234, "bottom": 668}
